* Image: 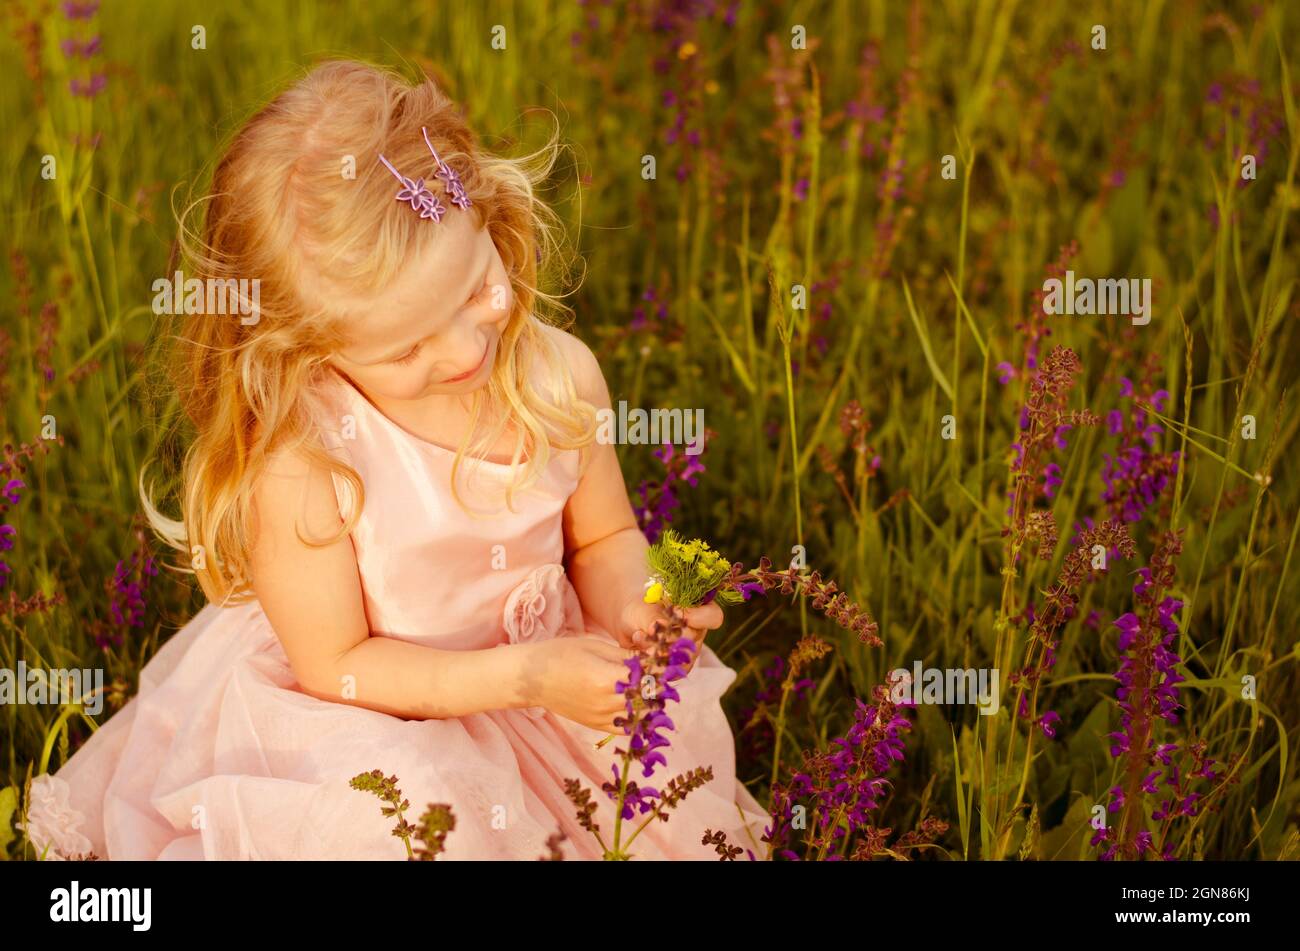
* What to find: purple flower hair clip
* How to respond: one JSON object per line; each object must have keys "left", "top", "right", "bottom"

{"left": 377, "top": 126, "right": 473, "bottom": 222}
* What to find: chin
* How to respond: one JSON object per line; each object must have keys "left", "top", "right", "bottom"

{"left": 433, "top": 340, "right": 497, "bottom": 393}
{"left": 436, "top": 375, "right": 489, "bottom": 394}
{"left": 390, "top": 380, "right": 435, "bottom": 401}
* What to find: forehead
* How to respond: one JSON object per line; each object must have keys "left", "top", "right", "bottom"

{"left": 334, "top": 211, "right": 488, "bottom": 348}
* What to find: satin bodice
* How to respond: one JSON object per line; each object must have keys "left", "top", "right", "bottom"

{"left": 311, "top": 370, "right": 586, "bottom": 652}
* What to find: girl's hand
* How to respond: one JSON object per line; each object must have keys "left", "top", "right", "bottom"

{"left": 517, "top": 636, "right": 635, "bottom": 733}
{"left": 619, "top": 599, "right": 724, "bottom": 673}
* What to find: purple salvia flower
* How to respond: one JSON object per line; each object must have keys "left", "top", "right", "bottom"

{"left": 764, "top": 684, "right": 911, "bottom": 859}
{"left": 62, "top": 0, "right": 99, "bottom": 18}
{"left": 69, "top": 74, "right": 107, "bottom": 98}
{"left": 3, "top": 479, "right": 25, "bottom": 504}
{"left": 1114, "top": 612, "right": 1140, "bottom": 651}
{"left": 1042, "top": 462, "right": 1062, "bottom": 499}
{"left": 1094, "top": 531, "right": 1217, "bottom": 862}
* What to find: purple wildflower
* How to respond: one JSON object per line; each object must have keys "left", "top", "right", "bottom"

{"left": 62, "top": 0, "right": 99, "bottom": 18}
{"left": 1093, "top": 530, "right": 1231, "bottom": 861}
{"left": 764, "top": 683, "right": 911, "bottom": 859}
{"left": 62, "top": 0, "right": 105, "bottom": 99}
{"left": 1099, "top": 374, "right": 1179, "bottom": 525}
{"left": 570, "top": 605, "right": 717, "bottom": 858}
{"left": 737, "top": 654, "right": 814, "bottom": 765}
{"left": 634, "top": 437, "right": 710, "bottom": 542}
{"left": 1042, "top": 462, "right": 1063, "bottom": 499}
{"left": 100, "top": 547, "right": 160, "bottom": 648}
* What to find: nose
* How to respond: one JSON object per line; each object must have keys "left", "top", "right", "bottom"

{"left": 478, "top": 280, "right": 512, "bottom": 323}
{"left": 440, "top": 325, "right": 485, "bottom": 376}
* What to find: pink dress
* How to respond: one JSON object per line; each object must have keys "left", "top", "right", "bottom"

{"left": 22, "top": 369, "right": 770, "bottom": 860}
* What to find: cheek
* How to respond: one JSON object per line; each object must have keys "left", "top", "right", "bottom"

{"left": 490, "top": 289, "right": 515, "bottom": 328}
{"left": 484, "top": 286, "right": 512, "bottom": 323}
{"left": 356, "top": 365, "right": 430, "bottom": 401}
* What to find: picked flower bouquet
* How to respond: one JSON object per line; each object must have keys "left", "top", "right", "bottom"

{"left": 564, "top": 529, "right": 882, "bottom": 860}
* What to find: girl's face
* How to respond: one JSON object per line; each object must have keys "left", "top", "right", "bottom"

{"left": 327, "top": 213, "right": 514, "bottom": 402}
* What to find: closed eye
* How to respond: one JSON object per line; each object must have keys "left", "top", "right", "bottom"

{"left": 388, "top": 275, "right": 493, "bottom": 366}
{"left": 390, "top": 343, "right": 422, "bottom": 365}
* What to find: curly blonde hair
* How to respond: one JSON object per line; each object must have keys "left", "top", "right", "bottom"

{"left": 140, "top": 59, "right": 596, "bottom": 606}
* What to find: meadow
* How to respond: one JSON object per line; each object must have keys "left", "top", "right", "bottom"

{"left": 1, "top": 0, "right": 1297, "bottom": 860}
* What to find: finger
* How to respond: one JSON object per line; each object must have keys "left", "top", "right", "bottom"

{"left": 585, "top": 629, "right": 634, "bottom": 650}
{"left": 591, "top": 639, "right": 638, "bottom": 661}
{"left": 625, "top": 601, "right": 664, "bottom": 635}
{"left": 687, "top": 636, "right": 707, "bottom": 669}
{"left": 602, "top": 662, "right": 636, "bottom": 687}
{"left": 681, "top": 603, "right": 724, "bottom": 630}
{"left": 600, "top": 714, "right": 623, "bottom": 734}
{"left": 610, "top": 629, "right": 639, "bottom": 650}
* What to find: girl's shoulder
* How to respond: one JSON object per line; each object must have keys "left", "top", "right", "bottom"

{"left": 252, "top": 384, "right": 365, "bottom": 527}
{"left": 249, "top": 432, "right": 350, "bottom": 550}
{"left": 534, "top": 321, "right": 607, "bottom": 408}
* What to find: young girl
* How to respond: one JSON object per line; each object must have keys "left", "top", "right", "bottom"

{"left": 22, "top": 60, "right": 768, "bottom": 860}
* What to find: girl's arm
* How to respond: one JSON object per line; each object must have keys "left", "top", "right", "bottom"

{"left": 558, "top": 331, "right": 722, "bottom": 648}
{"left": 247, "top": 446, "right": 546, "bottom": 720}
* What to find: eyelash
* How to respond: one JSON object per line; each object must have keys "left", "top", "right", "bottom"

{"left": 389, "top": 276, "right": 492, "bottom": 366}
{"left": 391, "top": 345, "right": 422, "bottom": 366}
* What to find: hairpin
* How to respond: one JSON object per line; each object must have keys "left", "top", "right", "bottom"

{"left": 377, "top": 126, "right": 473, "bottom": 222}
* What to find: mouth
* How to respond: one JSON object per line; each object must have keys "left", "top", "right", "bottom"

{"left": 438, "top": 339, "right": 491, "bottom": 384}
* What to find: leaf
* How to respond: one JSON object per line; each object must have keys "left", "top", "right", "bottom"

{"left": 951, "top": 726, "right": 972, "bottom": 860}
{"left": 1066, "top": 697, "right": 1113, "bottom": 771}
{"left": 1075, "top": 200, "right": 1113, "bottom": 276}
{"left": 1036, "top": 795, "right": 1096, "bottom": 861}
{"left": 944, "top": 270, "right": 987, "bottom": 357}
{"left": 901, "top": 277, "right": 954, "bottom": 402}
{"left": 690, "top": 289, "right": 756, "bottom": 395}
{"left": 0, "top": 786, "right": 18, "bottom": 858}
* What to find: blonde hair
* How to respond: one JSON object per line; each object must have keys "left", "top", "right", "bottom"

{"left": 140, "top": 59, "right": 596, "bottom": 606}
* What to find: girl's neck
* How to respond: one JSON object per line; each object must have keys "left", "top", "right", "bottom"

{"left": 332, "top": 366, "right": 519, "bottom": 454}
{"left": 331, "top": 365, "right": 479, "bottom": 417}
{"left": 382, "top": 386, "right": 479, "bottom": 418}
